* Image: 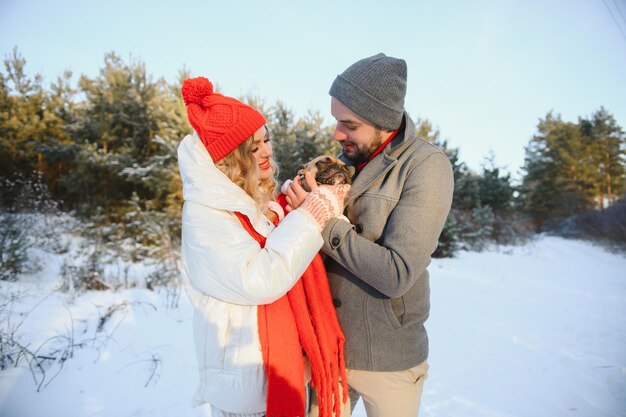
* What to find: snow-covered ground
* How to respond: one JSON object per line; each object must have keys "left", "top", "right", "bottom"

{"left": 0, "top": 235, "right": 624, "bottom": 417}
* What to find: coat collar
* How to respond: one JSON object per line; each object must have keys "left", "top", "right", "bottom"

{"left": 339, "top": 112, "right": 416, "bottom": 205}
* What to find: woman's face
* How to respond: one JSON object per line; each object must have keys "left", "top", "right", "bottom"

{"left": 251, "top": 126, "right": 273, "bottom": 180}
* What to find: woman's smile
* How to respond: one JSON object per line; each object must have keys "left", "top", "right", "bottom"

{"left": 259, "top": 159, "right": 271, "bottom": 170}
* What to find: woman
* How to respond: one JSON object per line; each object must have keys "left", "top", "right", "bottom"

{"left": 178, "top": 77, "right": 349, "bottom": 417}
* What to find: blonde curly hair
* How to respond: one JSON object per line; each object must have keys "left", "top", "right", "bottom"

{"left": 215, "top": 132, "right": 278, "bottom": 209}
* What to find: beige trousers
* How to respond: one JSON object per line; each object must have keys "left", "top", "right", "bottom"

{"left": 310, "top": 360, "right": 429, "bottom": 417}
{"left": 307, "top": 380, "right": 352, "bottom": 417}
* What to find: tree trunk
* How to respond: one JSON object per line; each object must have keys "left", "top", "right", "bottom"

{"left": 37, "top": 152, "right": 44, "bottom": 173}
{"left": 605, "top": 151, "right": 612, "bottom": 206}
{"left": 146, "top": 129, "right": 152, "bottom": 159}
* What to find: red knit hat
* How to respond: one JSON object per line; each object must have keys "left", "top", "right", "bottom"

{"left": 181, "top": 76, "right": 266, "bottom": 162}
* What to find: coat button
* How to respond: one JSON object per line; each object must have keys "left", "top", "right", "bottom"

{"left": 331, "top": 237, "right": 340, "bottom": 246}
{"left": 332, "top": 298, "right": 342, "bottom": 308}
{"left": 355, "top": 224, "right": 363, "bottom": 233}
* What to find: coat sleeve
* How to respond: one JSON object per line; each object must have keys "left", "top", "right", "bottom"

{"left": 181, "top": 202, "right": 323, "bottom": 305}
{"left": 321, "top": 152, "right": 453, "bottom": 298}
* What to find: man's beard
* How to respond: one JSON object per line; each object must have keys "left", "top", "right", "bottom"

{"left": 343, "top": 130, "right": 384, "bottom": 165}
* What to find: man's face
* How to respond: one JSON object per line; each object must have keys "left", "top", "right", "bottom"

{"left": 331, "top": 97, "right": 383, "bottom": 164}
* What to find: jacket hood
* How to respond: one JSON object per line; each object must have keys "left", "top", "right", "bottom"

{"left": 177, "top": 132, "right": 262, "bottom": 220}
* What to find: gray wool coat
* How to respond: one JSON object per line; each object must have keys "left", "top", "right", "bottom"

{"left": 321, "top": 112, "right": 454, "bottom": 372}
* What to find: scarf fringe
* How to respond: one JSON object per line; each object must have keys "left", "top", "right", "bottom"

{"left": 235, "top": 212, "right": 346, "bottom": 417}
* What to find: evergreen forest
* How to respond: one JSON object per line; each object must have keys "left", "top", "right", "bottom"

{"left": 1, "top": 48, "right": 625, "bottom": 284}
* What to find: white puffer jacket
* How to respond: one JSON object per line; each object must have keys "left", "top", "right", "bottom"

{"left": 178, "top": 132, "right": 323, "bottom": 414}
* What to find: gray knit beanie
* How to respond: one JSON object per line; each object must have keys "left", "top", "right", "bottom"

{"left": 329, "top": 53, "right": 407, "bottom": 131}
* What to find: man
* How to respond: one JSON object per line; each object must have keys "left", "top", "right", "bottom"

{"left": 295, "top": 53, "right": 454, "bottom": 417}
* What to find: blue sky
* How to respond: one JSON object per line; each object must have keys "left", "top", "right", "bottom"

{"left": 1, "top": 0, "right": 625, "bottom": 178}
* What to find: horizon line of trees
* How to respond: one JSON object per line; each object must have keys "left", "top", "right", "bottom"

{"left": 1, "top": 47, "right": 625, "bottom": 274}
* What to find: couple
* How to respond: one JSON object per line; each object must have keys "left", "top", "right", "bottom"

{"left": 178, "top": 54, "right": 454, "bottom": 417}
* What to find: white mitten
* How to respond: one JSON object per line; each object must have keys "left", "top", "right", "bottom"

{"left": 299, "top": 184, "right": 350, "bottom": 230}
{"left": 280, "top": 179, "right": 293, "bottom": 195}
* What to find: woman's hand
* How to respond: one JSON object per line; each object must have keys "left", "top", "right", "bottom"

{"left": 284, "top": 172, "right": 318, "bottom": 212}
{"left": 299, "top": 183, "right": 350, "bottom": 231}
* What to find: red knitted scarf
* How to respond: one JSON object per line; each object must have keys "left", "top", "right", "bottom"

{"left": 235, "top": 210, "right": 348, "bottom": 417}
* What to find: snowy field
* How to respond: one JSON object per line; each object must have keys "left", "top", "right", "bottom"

{"left": 0, "top": 235, "right": 624, "bottom": 417}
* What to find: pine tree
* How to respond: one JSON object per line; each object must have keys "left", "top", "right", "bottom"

{"left": 0, "top": 48, "right": 73, "bottom": 203}
{"left": 522, "top": 109, "right": 626, "bottom": 229}
{"left": 267, "top": 103, "right": 339, "bottom": 184}
{"left": 64, "top": 52, "right": 184, "bottom": 216}
{"left": 478, "top": 152, "right": 515, "bottom": 214}
{"left": 34, "top": 70, "right": 78, "bottom": 199}
{"left": 291, "top": 111, "right": 338, "bottom": 177}
{"left": 267, "top": 101, "right": 296, "bottom": 183}
{"left": 0, "top": 48, "right": 46, "bottom": 177}
{"left": 580, "top": 107, "right": 626, "bottom": 207}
